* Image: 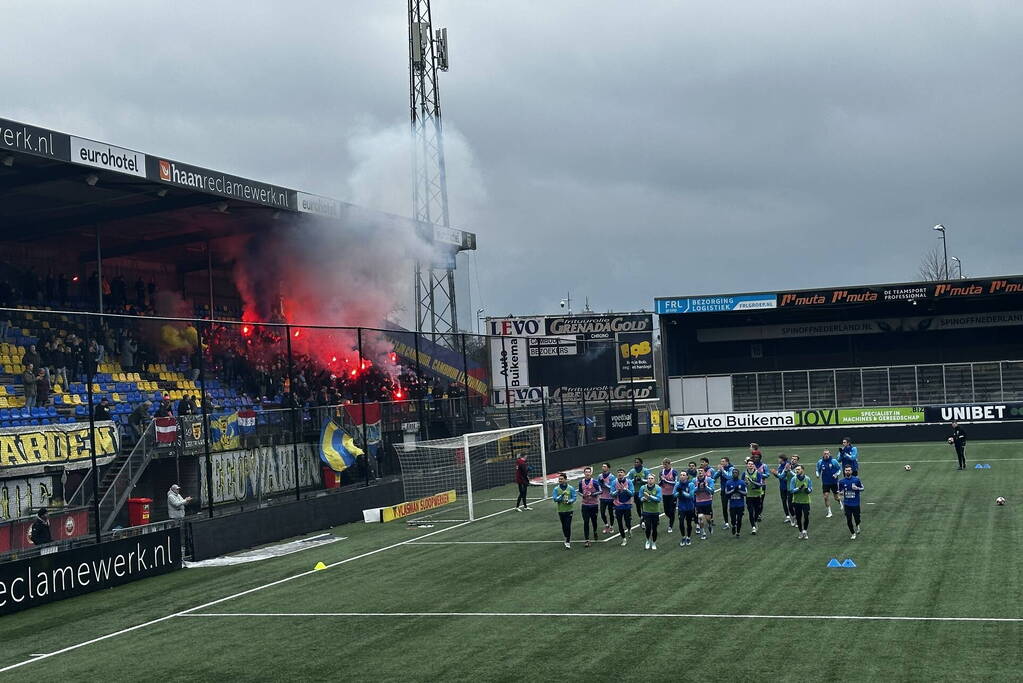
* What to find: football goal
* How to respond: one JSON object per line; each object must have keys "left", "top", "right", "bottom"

{"left": 395, "top": 424, "right": 548, "bottom": 522}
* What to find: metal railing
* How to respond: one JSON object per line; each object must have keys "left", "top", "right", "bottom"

{"left": 0, "top": 518, "right": 181, "bottom": 563}
{"left": 681, "top": 359, "right": 1023, "bottom": 412}
{"left": 97, "top": 420, "right": 158, "bottom": 531}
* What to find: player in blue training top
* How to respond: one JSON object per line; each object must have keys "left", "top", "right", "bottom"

{"left": 638, "top": 473, "right": 663, "bottom": 550}
{"left": 693, "top": 470, "right": 716, "bottom": 539}
{"left": 610, "top": 469, "right": 635, "bottom": 547}
{"left": 723, "top": 469, "right": 748, "bottom": 537}
{"left": 629, "top": 458, "right": 651, "bottom": 526}
{"left": 816, "top": 450, "right": 842, "bottom": 519}
{"left": 837, "top": 465, "right": 864, "bottom": 539}
{"left": 714, "top": 457, "right": 736, "bottom": 529}
{"left": 552, "top": 473, "right": 578, "bottom": 549}
{"left": 773, "top": 453, "right": 794, "bottom": 526}
{"left": 673, "top": 471, "right": 697, "bottom": 547}
{"left": 838, "top": 437, "right": 859, "bottom": 475}
{"left": 577, "top": 466, "right": 602, "bottom": 547}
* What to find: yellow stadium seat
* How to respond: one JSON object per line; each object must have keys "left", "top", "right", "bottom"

{"left": 71, "top": 395, "right": 82, "bottom": 405}
{"left": 112, "top": 393, "right": 122, "bottom": 402}
{"left": 0, "top": 386, "right": 6, "bottom": 396}
{"left": 52, "top": 385, "right": 62, "bottom": 394}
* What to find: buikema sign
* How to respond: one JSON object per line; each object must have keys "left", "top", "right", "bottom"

{"left": 672, "top": 411, "right": 796, "bottom": 431}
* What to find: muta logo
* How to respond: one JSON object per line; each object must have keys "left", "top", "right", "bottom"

{"left": 64, "top": 517, "right": 75, "bottom": 536}
{"left": 158, "top": 160, "right": 171, "bottom": 181}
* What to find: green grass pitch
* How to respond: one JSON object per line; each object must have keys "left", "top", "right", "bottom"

{"left": 1, "top": 440, "right": 1020, "bottom": 681}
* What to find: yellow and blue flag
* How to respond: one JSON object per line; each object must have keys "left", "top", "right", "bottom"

{"left": 320, "top": 419, "right": 364, "bottom": 473}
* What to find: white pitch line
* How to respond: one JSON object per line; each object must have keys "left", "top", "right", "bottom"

{"left": 176, "top": 611, "right": 1023, "bottom": 624}
{"left": 0, "top": 497, "right": 549, "bottom": 674}
{"left": 856, "top": 457, "right": 1023, "bottom": 465}
{"left": 409, "top": 540, "right": 566, "bottom": 545}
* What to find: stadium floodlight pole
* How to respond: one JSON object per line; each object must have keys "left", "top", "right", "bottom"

{"left": 476, "top": 308, "right": 484, "bottom": 335}
{"left": 84, "top": 313, "right": 101, "bottom": 543}
{"left": 461, "top": 432, "right": 474, "bottom": 521}
{"left": 951, "top": 256, "right": 963, "bottom": 279}
{"left": 285, "top": 324, "right": 301, "bottom": 501}
{"left": 933, "top": 224, "right": 949, "bottom": 280}
{"left": 357, "top": 327, "right": 370, "bottom": 487}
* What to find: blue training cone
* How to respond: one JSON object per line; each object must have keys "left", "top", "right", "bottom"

{"left": 975, "top": 464, "right": 983, "bottom": 469}
{"left": 827, "top": 558, "right": 841, "bottom": 568}
{"left": 983, "top": 464, "right": 991, "bottom": 469}
{"left": 842, "top": 559, "right": 857, "bottom": 568}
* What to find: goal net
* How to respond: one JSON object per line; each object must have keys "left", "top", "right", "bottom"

{"left": 395, "top": 424, "right": 547, "bottom": 523}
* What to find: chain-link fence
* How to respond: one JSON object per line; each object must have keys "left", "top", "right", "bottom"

{"left": 0, "top": 307, "right": 655, "bottom": 551}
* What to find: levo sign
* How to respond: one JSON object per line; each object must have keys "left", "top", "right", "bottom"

{"left": 488, "top": 317, "right": 544, "bottom": 337}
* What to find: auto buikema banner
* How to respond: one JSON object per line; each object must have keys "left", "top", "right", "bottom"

{"left": 0, "top": 527, "right": 181, "bottom": 615}
{"left": 672, "top": 411, "right": 797, "bottom": 431}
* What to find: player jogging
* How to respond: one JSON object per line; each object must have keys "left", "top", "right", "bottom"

{"left": 693, "top": 470, "right": 715, "bottom": 539}
{"left": 611, "top": 469, "right": 635, "bottom": 546}
{"left": 949, "top": 422, "right": 967, "bottom": 470}
{"left": 578, "top": 467, "right": 601, "bottom": 547}
{"left": 816, "top": 450, "right": 841, "bottom": 518}
{"left": 514, "top": 454, "right": 532, "bottom": 510}
{"left": 714, "top": 457, "right": 735, "bottom": 529}
{"left": 639, "top": 473, "right": 663, "bottom": 550}
{"left": 597, "top": 462, "right": 616, "bottom": 533}
{"left": 773, "top": 453, "right": 794, "bottom": 525}
{"left": 658, "top": 457, "right": 678, "bottom": 533}
{"left": 552, "top": 473, "right": 577, "bottom": 549}
{"left": 789, "top": 464, "right": 813, "bottom": 539}
{"left": 673, "top": 471, "right": 696, "bottom": 546}
{"left": 724, "top": 469, "right": 748, "bottom": 537}
{"left": 837, "top": 465, "right": 864, "bottom": 539}
{"left": 629, "top": 458, "right": 651, "bottom": 525}
{"left": 743, "top": 459, "right": 765, "bottom": 535}
{"left": 838, "top": 437, "right": 859, "bottom": 475}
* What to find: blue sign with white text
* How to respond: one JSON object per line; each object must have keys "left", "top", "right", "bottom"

{"left": 655, "top": 294, "right": 777, "bottom": 314}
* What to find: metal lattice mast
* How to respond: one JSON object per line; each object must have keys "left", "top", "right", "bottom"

{"left": 409, "top": 0, "right": 458, "bottom": 347}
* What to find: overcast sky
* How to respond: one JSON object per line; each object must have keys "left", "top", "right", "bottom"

{"left": 5, "top": 1, "right": 1023, "bottom": 324}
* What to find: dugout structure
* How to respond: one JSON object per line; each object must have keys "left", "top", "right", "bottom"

{"left": 655, "top": 276, "right": 1023, "bottom": 431}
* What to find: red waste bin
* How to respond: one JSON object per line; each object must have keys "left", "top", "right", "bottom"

{"left": 322, "top": 466, "right": 341, "bottom": 490}
{"left": 127, "top": 498, "right": 152, "bottom": 526}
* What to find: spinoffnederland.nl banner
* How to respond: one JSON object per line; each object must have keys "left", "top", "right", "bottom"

{"left": 0, "top": 527, "right": 181, "bottom": 615}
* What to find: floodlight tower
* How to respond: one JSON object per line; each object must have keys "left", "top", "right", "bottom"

{"left": 409, "top": 0, "right": 459, "bottom": 347}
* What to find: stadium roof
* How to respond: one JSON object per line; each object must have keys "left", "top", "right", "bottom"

{"left": 654, "top": 274, "right": 1023, "bottom": 315}
{"left": 0, "top": 116, "right": 475, "bottom": 271}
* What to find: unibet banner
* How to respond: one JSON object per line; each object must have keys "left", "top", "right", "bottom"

{"left": 0, "top": 422, "right": 120, "bottom": 473}
{"left": 381, "top": 490, "right": 457, "bottom": 522}
{"left": 795, "top": 406, "right": 925, "bottom": 426}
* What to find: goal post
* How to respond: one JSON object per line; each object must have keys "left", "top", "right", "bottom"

{"left": 396, "top": 424, "right": 548, "bottom": 523}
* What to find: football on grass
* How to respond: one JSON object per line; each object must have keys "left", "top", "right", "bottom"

{"left": 996, "top": 497, "right": 1006, "bottom": 506}
{"left": 947, "top": 437, "right": 954, "bottom": 444}
{"left": 904, "top": 464, "right": 912, "bottom": 471}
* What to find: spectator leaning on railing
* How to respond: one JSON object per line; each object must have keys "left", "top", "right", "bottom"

{"left": 129, "top": 400, "right": 152, "bottom": 440}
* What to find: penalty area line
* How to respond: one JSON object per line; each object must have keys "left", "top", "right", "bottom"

{"left": 176, "top": 611, "right": 1023, "bottom": 624}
